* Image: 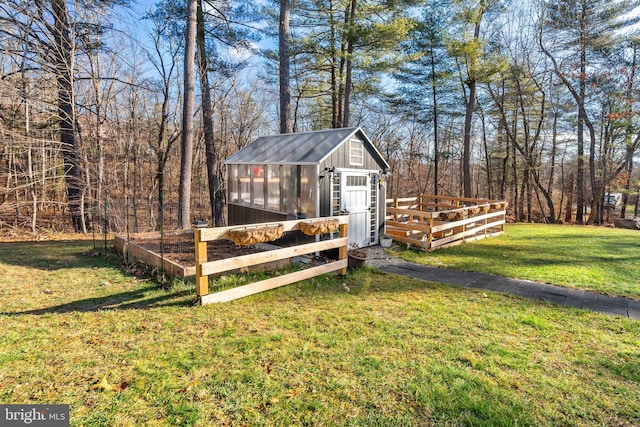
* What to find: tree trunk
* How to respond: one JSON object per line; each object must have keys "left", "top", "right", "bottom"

{"left": 342, "top": 0, "right": 356, "bottom": 127}
{"left": 511, "top": 118, "right": 518, "bottom": 220}
{"left": 586, "top": 118, "right": 599, "bottom": 224}
{"left": 622, "top": 157, "right": 632, "bottom": 219}
{"left": 279, "top": 0, "right": 292, "bottom": 134}
{"left": 197, "top": 0, "right": 223, "bottom": 226}
{"left": 526, "top": 166, "right": 532, "bottom": 222}
{"left": 132, "top": 150, "right": 139, "bottom": 233}
{"left": 499, "top": 117, "right": 508, "bottom": 200}
{"left": 52, "top": 0, "right": 86, "bottom": 232}
{"left": 463, "top": 78, "right": 475, "bottom": 198}
{"left": 23, "top": 83, "right": 38, "bottom": 233}
{"left": 329, "top": 0, "right": 339, "bottom": 129}
{"left": 576, "top": 116, "right": 585, "bottom": 223}
{"left": 479, "top": 105, "right": 492, "bottom": 199}
{"left": 575, "top": 14, "right": 587, "bottom": 224}
{"left": 564, "top": 172, "right": 574, "bottom": 223}
{"left": 335, "top": 2, "right": 350, "bottom": 128}
{"left": 519, "top": 165, "right": 527, "bottom": 222}
{"left": 621, "top": 43, "right": 637, "bottom": 219}
{"left": 178, "top": 0, "right": 198, "bottom": 229}
{"left": 461, "top": 8, "right": 484, "bottom": 199}
{"left": 431, "top": 45, "right": 439, "bottom": 196}
{"left": 546, "top": 110, "right": 558, "bottom": 222}
{"left": 155, "top": 152, "right": 166, "bottom": 231}
{"left": 28, "top": 138, "right": 37, "bottom": 233}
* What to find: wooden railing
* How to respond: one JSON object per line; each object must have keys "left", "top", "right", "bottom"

{"left": 385, "top": 195, "right": 507, "bottom": 251}
{"left": 194, "top": 216, "right": 349, "bottom": 305}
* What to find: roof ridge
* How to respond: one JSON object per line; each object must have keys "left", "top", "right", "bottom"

{"left": 271, "top": 126, "right": 359, "bottom": 137}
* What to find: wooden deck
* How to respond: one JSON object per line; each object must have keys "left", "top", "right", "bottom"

{"left": 385, "top": 194, "right": 507, "bottom": 250}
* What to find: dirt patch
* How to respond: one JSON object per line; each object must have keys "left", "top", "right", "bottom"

{"left": 131, "top": 233, "right": 265, "bottom": 267}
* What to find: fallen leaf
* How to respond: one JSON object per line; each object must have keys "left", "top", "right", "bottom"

{"left": 178, "top": 381, "right": 198, "bottom": 393}
{"left": 342, "top": 283, "right": 350, "bottom": 292}
{"left": 286, "top": 388, "right": 301, "bottom": 398}
{"left": 91, "top": 376, "right": 116, "bottom": 392}
{"left": 265, "top": 363, "right": 272, "bottom": 374}
{"left": 91, "top": 376, "right": 128, "bottom": 392}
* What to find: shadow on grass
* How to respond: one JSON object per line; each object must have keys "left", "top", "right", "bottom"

{"left": 0, "top": 240, "right": 114, "bottom": 271}
{"left": 3, "top": 287, "right": 196, "bottom": 316}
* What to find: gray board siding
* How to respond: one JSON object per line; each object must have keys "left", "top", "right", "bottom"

{"left": 319, "top": 140, "right": 381, "bottom": 172}
{"left": 318, "top": 138, "right": 385, "bottom": 217}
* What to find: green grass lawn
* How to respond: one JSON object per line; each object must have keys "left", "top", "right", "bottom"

{"left": 1, "top": 237, "right": 639, "bottom": 426}
{"left": 399, "top": 223, "right": 640, "bottom": 300}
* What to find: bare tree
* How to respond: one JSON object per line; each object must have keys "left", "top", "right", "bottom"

{"left": 145, "top": 9, "right": 182, "bottom": 231}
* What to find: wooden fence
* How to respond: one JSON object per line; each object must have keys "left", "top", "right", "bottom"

{"left": 385, "top": 194, "right": 507, "bottom": 251}
{"left": 195, "top": 216, "right": 350, "bottom": 305}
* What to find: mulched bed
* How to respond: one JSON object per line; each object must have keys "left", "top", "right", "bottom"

{"left": 131, "top": 232, "right": 265, "bottom": 267}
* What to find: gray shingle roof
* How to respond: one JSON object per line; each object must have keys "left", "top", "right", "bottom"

{"left": 225, "top": 127, "right": 388, "bottom": 169}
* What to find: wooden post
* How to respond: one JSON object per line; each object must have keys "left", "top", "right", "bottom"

{"left": 338, "top": 222, "right": 348, "bottom": 275}
{"left": 194, "top": 228, "right": 208, "bottom": 297}
{"left": 394, "top": 197, "right": 399, "bottom": 222}
{"left": 427, "top": 217, "right": 433, "bottom": 250}
{"left": 484, "top": 213, "right": 488, "bottom": 237}
{"left": 462, "top": 209, "right": 467, "bottom": 241}
{"left": 419, "top": 194, "right": 423, "bottom": 211}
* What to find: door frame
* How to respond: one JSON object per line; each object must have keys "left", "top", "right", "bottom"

{"left": 336, "top": 168, "right": 379, "bottom": 247}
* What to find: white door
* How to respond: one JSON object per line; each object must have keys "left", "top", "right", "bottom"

{"left": 340, "top": 171, "right": 371, "bottom": 248}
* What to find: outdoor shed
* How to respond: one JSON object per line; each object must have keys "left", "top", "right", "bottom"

{"left": 225, "top": 127, "right": 390, "bottom": 247}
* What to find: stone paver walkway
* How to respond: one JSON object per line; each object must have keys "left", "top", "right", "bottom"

{"left": 377, "top": 262, "right": 640, "bottom": 321}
